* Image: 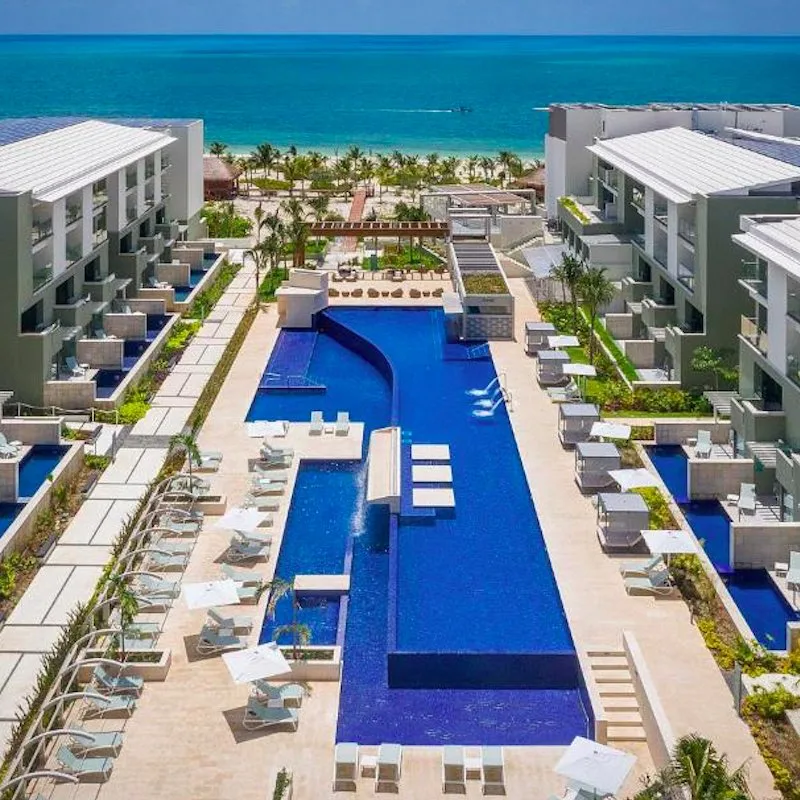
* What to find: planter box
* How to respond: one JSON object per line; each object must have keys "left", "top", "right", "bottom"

{"left": 270, "top": 769, "right": 294, "bottom": 800}
{"left": 81, "top": 648, "right": 172, "bottom": 682}
{"left": 284, "top": 646, "right": 341, "bottom": 681}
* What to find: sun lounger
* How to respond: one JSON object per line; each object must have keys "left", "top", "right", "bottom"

{"left": 618, "top": 554, "right": 665, "bottom": 577}
{"left": 208, "top": 607, "right": 253, "bottom": 631}
{"left": 233, "top": 529, "right": 272, "bottom": 547}
{"left": 694, "top": 429, "right": 712, "bottom": 458}
{"left": 249, "top": 481, "right": 285, "bottom": 496}
{"left": 134, "top": 573, "right": 181, "bottom": 599}
{"left": 333, "top": 742, "right": 359, "bottom": 792}
{"left": 442, "top": 746, "right": 466, "bottom": 793}
{"left": 481, "top": 746, "right": 505, "bottom": 795}
{"left": 124, "top": 620, "right": 161, "bottom": 638}
{"left": 226, "top": 536, "right": 271, "bottom": 563}
{"left": 262, "top": 440, "right": 294, "bottom": 459}
{"left": 65, "top": 355, "right": 89, "bottom": 377}
{"left": 737, "top": 482, "right": 756, "bottom": 518}
{"left": 242, "top": 697, "right": 300, "bottom": 730}
{"left": 150, "top": 538, "right": 193, "bottom": 556}
{"left": 252, "top": 465, "right": 290, "bottom": 482}
{"left": 243, "top": 493, "right": 281, "bottom": 511}
{"left": 170, "top": 475, "right": 211, "bottom": 493}
{"left": 336, "top": 411, "right": 350, "bottom": 436}
{"left": 374, "top": 743, "right": 402, "bottom": 790}
{"left": 190, "top": 453, "right": 222, "bottom": 472}
{"left": 310, "top": 411, "right": 323, "bottom": 435}
{"left": 82, "top": 693, "right": 136, "bottom": 719}
{"left": 221, "top": 563, "right": 265, "bottom": 586}
{"left": 547, "top": 380, "right": 581, "bottom": 402}
{"left": 92, "top": 665, "right": 144, "bottom": 696}
{"left": 197, "top": 624, "right": 247, "bottom": 655}
{"left": 147, "top": 276, "right": 169, "bottom": 289}
{"left": 67, "top": 727, "right": 124, "bottom": 757}
{"left": 144, "top": 550, "right": 189, "bottom": 572}
{"left": 258, "top": 449, "right": 292, "bottom": 467}
{"left": 251, "top": 679, "right": 305, "bottom": 706}
{"left": 786, "top": 551, "right": 800, "bottom": 591}
{"left": 56, "top": 745, "right": 114, "bottom": 782}
{"left": 624, "top": 568, "right": 674, "bottom": 596}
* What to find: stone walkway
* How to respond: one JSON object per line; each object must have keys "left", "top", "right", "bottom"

{"left": 0, "top": 252, "right": 257, "bottom": 752}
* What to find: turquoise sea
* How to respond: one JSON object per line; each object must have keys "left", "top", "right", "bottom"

{"left": 3, "top": 35, "right": 800, "bottom": 155}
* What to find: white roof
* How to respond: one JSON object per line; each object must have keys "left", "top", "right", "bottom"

{"left": 588, "top": 127, "right": 800, "bottom": 204}
{"left": 0, "top": 120, "right": 174, "bottom": 202}
{"left": 734, "top": 215, "right": 800, "bottom": 281}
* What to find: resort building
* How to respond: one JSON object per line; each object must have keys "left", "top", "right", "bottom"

{"left": 0, "top": 117, "right": 208, "bottom": 409}
{"left": 554, "top": 125, "right": 800, "bottom": 388}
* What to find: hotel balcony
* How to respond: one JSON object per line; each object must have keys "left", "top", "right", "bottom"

{"left": 18, "top": 318, "right": 66, "bottom": 371}
{"left": 678, "top": 218, "right": 696, "bottom": 246}
{"left": 739, "top": 260, "right": 768, "bottom": 302}
{"left": 653, "top": 205, "right": 668, "bottom": 228}
{"left": 160, "top": 155, "right": 171, "bottom": 171}
{"left": 731, "top": 395, "right": 786, "bottom": 448}
{"left": 787, "top": 352, "right": 800, "bottom": 388}
{"left": 155, "top": 221, "right": 179, "bottom": 247}
{"left": 677, "top": 261, "right": 696, "bottom": 292}
{"left": 741, "top": 315, "right": 769, "bottom": 357}
{"left": 145, "top": 164, "right": 155, "bottom": 181}
{"left": 93, "top": 227, "right": 108, "bottom": 248}
{"left": 84, "top": 273, "right": 130, "bottom": 305}
{"left": 93, "top": 191, "right": 108, "bottom": 211}
{"left": 598, "top": 167, "right": 618, "bottom": 191}
{"left": 140, "top": 233, "right": 165, "bottom": 261}
{"left": 652, "top": 245, "right": 668, "bottom": 270}
{"left": 54, "top": 295, "right": 103, "bottom": 330}
{"left": 621, "top": 275, "right": 652, "bottom": 305}
{"left": 31, "top": 220, "right": 53, "bottom": 247}
{"left": 32, "top": 264, "right": 53, "bottom": 293}
{"left": 125, "top": 205, "right": 138, "bottom": 224}
{"left": 557, "top": 195, "right": 621, "bottom": 236}
{"left": 66, "top": 243, "right": 84, "bottom": 265}
{"left": 65, "top": 204, "right": 83, "bottom": 228}
{"left": 125, "top": 168, "right": 137, "bottom": 191}
{"left": 641, "top": 296, "right": 676, "bottom": 333}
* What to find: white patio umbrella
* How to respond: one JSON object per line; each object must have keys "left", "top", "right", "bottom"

{"left": 555, "top": 736, "right": 636, "bottom": 797}
{"left": 214, "top": 507, "right": 269, "bottom": 533}
{"left": 182, "top": 579, "right": 240, "bottom": 610}
{"left": 608, "top": 468, "right": 660, "bottom": 492}
{"left": 642, "top": 529, "right": 697, "bottom": 556}
{"left": 548, "top": 334, "right": 581, "bottom": 349}
{"left": 563, "top": 363, "right": 598, "bottom": 377}
{"left": 246, "top": 421, "right": 289, "bottom": 438}
{"left": 222, "top": 642, "right": 291, "bottom": 684}
{"left": 591, "top": 421, "right": 632, "bottom": 441}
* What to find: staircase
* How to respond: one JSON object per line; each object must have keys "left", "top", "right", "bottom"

{"left": 586, "top": 646, "right": 647, "bottom": 743}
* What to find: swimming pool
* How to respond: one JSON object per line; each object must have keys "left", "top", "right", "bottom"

{"left": 248, "top": 307, "right": 590, "bottom": 744}
{"left": 174, "top": 270, "right": 207, "bottom": 302}
{"left": 648, "top": 445, "right": 800, "bottom": 649}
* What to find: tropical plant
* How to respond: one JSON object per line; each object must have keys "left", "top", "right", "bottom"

{"left": 307, "top": 195, "right": 330, "bottom": 245}
{"left": 556, "top": 253, "right": 585, "bottom": 327}
{"left": 107, "top": 573, "right": 139, "bottom": 659}
{"left": 466, "top": 155, "right": 480, "bottom": 182}
{"left": 479, "top": 155, "right": 496, "bottom": 180}
{"left": 579, "top": 266, "right": 615, "bottom": 365}
{"left": 690, "top": 346, "right": 739, "bottom": 391}
{"left": 208, "top": 141, "right": 228, "bottom": 158}
{"left": 169, "top": 431, "right": 201, "bottom": 479}
{"left": 743, "top": 685, "right": 800, "bottom": 720}
{"left": 497, "top": 150, "right": 521, "bottom": 186}
{"left": 262, "top": 212, "right": 287, "bottom": 277}
{"left": 201, "top": 202, "right": 252, "bottom": 238}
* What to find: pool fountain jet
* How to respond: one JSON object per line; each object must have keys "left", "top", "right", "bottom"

{"left": 472, "top": 396, "right": 505, "bottom": 418}
{"left": 466, "top": 375, "right": 501, "bottom": 398}
{"left": 474, "top": 386, "right": 504, "bottom": 409}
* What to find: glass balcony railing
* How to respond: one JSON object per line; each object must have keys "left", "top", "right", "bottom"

{"left": 741, "top": 315, "right": 769, "bottom": 356}
{"left": 677, "top": 262, "right": 695, "bottom": 292}
{"left": 92, "top": 191, "right": 108, "bottom": 210}
{"left": 126, "top": 171, "right": 137, "bottom": 190}
{"left": 66, "top": 244, "right": 83, "bottom": 264}
{"left": 741, "top": 260, "right": 768, "bottom": 300}
{"left": 631, "top": 231, "right": 645, "bottom": 249}
{"left": 126, "top": 206, "right": 138, "bottom": 223}
{"left": 598, "top": 168, "right": 618, "bottom": 189}
{"left": 65, "top": 205, "right": 82, "bottom": 225}
{"left": 678, "top": 218, "right": 696, "bottom": 244}
{"left": 145, "top": 165, "right": 155, "bottom": 180}
{"left": 93, "top": 228, "right": 108, "bottom": 246}
{"left": 31, "top": 220, "right": 53, "bottom": 246}
{"left": 654, "top": 205, "right": 668, "bottom": 224}
{"left": 160, "top": 156, "right": 171, "bottom": 171}
{"left": 653, "top": 247, "right": 668, "bottom": 268}
{"left": 33, "top": 264, "right": 53, "bottom": 292}
{"left": 787, "top": 353, "right": 800, "bottom": 388}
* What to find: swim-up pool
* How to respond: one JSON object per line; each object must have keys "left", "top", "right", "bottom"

{"left": 648, "top": 445, "right": 800, "bottom": 649}
{"left": 247, "top": 307, "right": 590, "bottom": 744}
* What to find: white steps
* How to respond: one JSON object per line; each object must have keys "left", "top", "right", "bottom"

{"left": 585, "top": 646, "right": 647, "bottom": 745}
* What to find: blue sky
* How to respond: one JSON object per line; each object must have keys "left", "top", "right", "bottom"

{"left": 2, "top": 0, "right": 800, "bottom": 35}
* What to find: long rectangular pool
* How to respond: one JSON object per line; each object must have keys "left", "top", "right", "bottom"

{"left": 247, "top": 307, "right": 590, "bottom": 744}
{"left": 648, "top": 445, "right": 800, "bottom": 649}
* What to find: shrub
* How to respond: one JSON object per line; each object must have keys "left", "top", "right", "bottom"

{"left": 252, "top": 177, "right": 292, "bottom": 192}
{"left": 84, "top": 454, "right": 111, "bottom": 471}
{"left": 463, "top": 274, "right": 508, "bottom": 295}
{"left": 118, "top": 400, "right": 150, "bottom": 425}
{"left": 743, "top": 685, "right": 800, "bottom": 721}
{"left": 632, "top": 486, "right": 678, "bottom": 529}
{"left": 187, "top": 260, "right": 241, "bottom": 320}
{"left": 557, "top": 196, "right": 590, "bottom": 224}
{"left": 201, "top": 202, "right": 252, "bottom": 238}
{"left": 162, "top": 319, "right": 201, "bottom": 358}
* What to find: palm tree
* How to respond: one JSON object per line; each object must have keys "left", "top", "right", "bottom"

{"left": 170, "top": 431, "right": 201, "bottom": 479}
{"left": 261, "top": 576, "right": 311, "bottom": 662}
{"left": 358, "top": 155, "right": 375, "bottom": 188}
{"left": 273, "top": 622, "right": 311, "bottom": 663}
{"left": 208, "top": 141, "right": 228, "bottom": 158}
{"left": 262, "top": 212, "right": 287, "bottom": 277}
{"left": 479, "top": 156, "right": 496, "bottom": 181}
{"left": 632, "top": 735, "right": 749, "bottom": 800}
{"left": 108, "top": 573, "right": 139, "bottom": 660}
{"left": 558, "top": 252, "right": 585, "bottom": 328}
{"left": 497, "top": 150, "right": 521, "bottom": 187}
{"left": 392, "top": 150, "right": 406, "bottom": 170}
{"left": 252, "top": 143, "right": 278, "bottom": 178}
{"left": 307, "top": 195, "right": 329, "bottom": 246}
{"left": 346, "top": 145, "right": 363, "bottom": 164}
{"left": 466, "top": 155, "right": 480, "bottom": 182}
{"left": 579, "top": 266, "right": 615, "bottom": 365}
{"left": 286, "top": 217, "right": 310, "bottom": 269}
{"left": 245, "top": 242, "right": 269, "bottom": 305}
{"left": 280, "top": 197, "right": 307, "bottom": 224}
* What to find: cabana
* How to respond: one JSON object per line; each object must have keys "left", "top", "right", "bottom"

{"left": 525, "top": 321, "right": 556, "bottom": 356}
{"left": 537, "top": 350, "right": 571, "bottom": 386}
{"left": 558, "top": 403, "right": 601, "bottom": 448}
{"left": 596, "top": 492, "right": 649, "bottom": 551}
{"left": 575, "top": 442, "right": 621, "bottom": 492}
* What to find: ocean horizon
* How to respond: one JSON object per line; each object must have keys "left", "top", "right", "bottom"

{"left": 3, "top": 34, "right": 800, "bottom": 157}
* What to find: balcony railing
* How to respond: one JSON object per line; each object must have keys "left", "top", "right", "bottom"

{"left": 33, "top": 265, "right": 53, "bottom": 292}
{"left": 677, "top": 262, "right": 695, "bottom": 292}
{"left": 653, "top": 247, "right": 668, "bottom": 268}
{"left": 145, "top": 165, "right": 155, "bottom": 180}
{"left": 740, "top": 259, "right": 768, "bottom": 300}
{"left": 65, "top": 205, "right": 83, "bottom": 226}
{"left": 160, "top": 156, "right": 171, "bottom": 171}
{"left": 31, "top": 220, "right": 53, "bottom": 246}
{"left": 66, "top": 244, "right": 83, "bottom": 264}
{"left": 126, "top": 206, "right": 138, "bottom": 223}
{"left": 93, "top": 192, "right": 108, "bottom": 210}
{"left": 125, "top": 170, "right": 137, "bottom": 190}
{"left": 93, "top": 228, "right": 108, "bottom": 247}
{"left": 787, "top": 353, "right": 800, "bottom": 388}
{"left": 598, "top": 168, "right": 618, "bottom": 189}
{"left": 631, "top": 231, "right": 645, "bottom": 249}
{"left": 654, "top": 205, "right": 668, "bottom": 224}
{"left": 678, "top": 218, "right": 696, "bottom": 244}
{"left": 741, "top": 315, "right": 769, "bottom": 356}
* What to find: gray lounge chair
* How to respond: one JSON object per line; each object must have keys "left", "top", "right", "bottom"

{"left": 233, "top": 529, "right": 272, "bottom": 547}
{"left": 82, "top": 693, "right": 136, "bottom": 718}
{"left": 737, "top": 483, "right": 757, "bottom": 518}
{"left": 442, "top": 745, "right": 466, "bottom": 793}
{"left": 243, "top": 493, "right": 281, "bottom": 511}
{"left": 333, "top": 742, "right": 359, "bottom": 792}
{"left": 624, "top": 568, "right": 674, "bottom": 596}
{"left": 618, "top": 554, "right": 665, "bottom": 577}
{"left": 336, "top": 411, "right": 350, "bottom": 436}
{"left": 207, "top": 607, "right": 253, "bottom": 632}
{"left": 144, "top": 550, "right": 189, "bottom": 572}
{"left": 262, "top": 440, "right": 294, "bottom": 459}
{"left": 226, "top": 536, "right": 271, "bottom": 563}
{"left": 786, "top": 551, "right": 800, "bottom": 592}
{"left": 310, "top": 411, "right": 324, "bottom": 435}
{"left": 221, "top": 563, "right": 265, "bottom": 586}
{"left": 92, "top": 665, "right": 144, "bottom": 696}
{"left": 147, "top": 276, "right": 169, "bottom": 289}
{"left": 190, "top": 453, "right": 222, "bottom": 472}
{"left": 134, "top": 574, "right": 181, "bottom": 599}
{"left": 56, "top": 745, "right": 114, "bottom": 782}
{"left": 67, "top": 727, "right": 124, "bottom": 757}
{"left": 150, "top": 538, "right": 193, "bottom": 556}
{"left": 242, "top": 697, "right": 299, "bottom": 730}
{"left": 694, "top": 430, "right": 712, "bottom": 458}
{"left": 251, "top": 679, "right": 304, "bottom": 706}
{"left": 249, "top": 481, "right": 285, "bottom": 496}
{"left": 252, "top": 465, "right": 289, "bottom": 482}
{"left": 65, "top": 355, "right": 88, "bottom": 376}
{"left": 376, "top": 743, "right": 403, "bottom": 791}
{"left": 196, "top": 625, "right": 247, "bottom": 655}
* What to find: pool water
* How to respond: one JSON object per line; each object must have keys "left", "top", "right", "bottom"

{"left": 248, "top": 307, "right": 589, "bottom": 744}
{"left": 174, "top": 270, "right": 207, "bottom": 302}
{"left": 648, "top": 445, "right": 800, "bottom": 648}
{"left": 18, "top": 445, "right": 69, "bottom": 500}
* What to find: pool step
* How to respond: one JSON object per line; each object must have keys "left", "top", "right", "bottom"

{"left": 590, "top": 656, "right": 630, "bottom": 670}
{"left": 607, "top": 726, "right": 648, "bottom": 743}
{"left": 601, "top": 695, "right": 640, "bottom": 712}
{"left": 597, "top": 683, "right": 637, "bottom": 697}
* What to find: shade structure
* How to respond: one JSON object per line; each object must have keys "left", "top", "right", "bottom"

{"left": 555, "top": 736, "right": 636, "bottom": 797}
{"left": 222, "top": 642, "right": 291, "bottom": 684}
{"left": 642, "top": 529, "right": 697, "bottom": 555}
{"left": 608, "top": 468, "right": 659, "bottom": 492}
{"left": 182, "top": 579, "right": 240, "bottom": 610}
{"left": 246, "top": 421, "right": 288, "bottom": 438}
{"left": 214, "top": 507, "right": 270, "bottom": 533}
{"left": 548, "top": 334, "right": 581, "bottom": 349}
{"left": 563, "top": 363, "right": 598, "bottom": 377}
{"left": 591, "top": 421, "right": 632, "bottom": 440}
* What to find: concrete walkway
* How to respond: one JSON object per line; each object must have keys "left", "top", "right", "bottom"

{"left": 0, "top": 253, "right": 257, "bottom": 751}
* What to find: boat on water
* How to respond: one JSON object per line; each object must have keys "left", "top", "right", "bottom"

{"left": 452, "top": 106, "right": 473, "bottom": 114}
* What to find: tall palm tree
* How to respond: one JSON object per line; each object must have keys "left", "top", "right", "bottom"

{"left": 579, "top": 266, "right": 615, "bottom": 365}
{"left": 497, "top": 150, "right": 521, "bottom": 186}
{"left": 263, "top": 216, "right": 287, "bottom": 278}
{"left": 347, "top": 145, "right": 363, "bottom": 164}
{"left": 170, "top": 431, "right": 201, "bottom": 479}
{"left": 358, "top": 155, "right": 375, "bottom": 188}
{"left": 286, "top": 217, "right": 310, "bottom": 269}
{"left": 479, "top": 155, "right": 496, "bottom": 181}
{"left": 245, "top": 243, "right": 269, "bottom": 305}
{"left": 108, "top": 574, "right": 139, "bottom": 660}
{"left": 252, "top": 143, "right": 278, "bottom": 177}
{"left": 208, "top": 141, "right": 228, "bottom": 158}
{"left": 466, "top": 155, "right": 480, "bottom": 182}
{"left": 392, "top": 150, "right": 406, "bottom": 170}
{"left": 307, "top": 195, "right": 329, "bottom": 245}
{"left": 261, "top": 576, "right": 311, "bottom": 661}
{"left": 558, "top": 252, "right": 585, "bottom": 328}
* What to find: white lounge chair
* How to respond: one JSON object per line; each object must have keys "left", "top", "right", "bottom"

{"left": 376, "top": 743, "right": 402, "bottom": 791}
{"left": 221, "top": 563, "right": 265, "bottom": 587}
{"left": 65, "top": 355, "right": 89, "bottom": 377}
{"left": 481, "top": 746, "right": 505, "bottom": 795}
{"left": 134, "top": 573, "right": 181, "bottom": 599}
{"left": 143, "top": 550, "right": 189, "bottom": 572}
{"left": 196, "top": 624, "right": 247, "bottom": 655}
{"left": 694, "top": 430, "right": 712, "bottom": 458}
{"left": 207, "top": 607, "right": 253, "bottom": 632}
{"left": 225, "top": 536, "right": 271, "bottom": 563}
{"left": 249, "top": 481, "right": 285, "bottom": 496}
{"left": 262, "top": 440, "right": 294, "bottom": 459}
{"left": 442, "top": 746, "right": 466, "bottom": 793}
{"left": 737, "top": 482, "right": 756, "bottom": 518}
{"left": 786, "top": 551, "right": 800, "bottom": 592}
{"left": 310, "top": 410, "right": 324, "bottom": 435}
{"left": 243, "top": 493, "right": 281, "bottom": 511}
{"left": 251, "top": 468, "right": 289, "bottom": 484}
{"left": 618, "top": 554, "right": 665, "bottom": 577}
{"left": 335, "top": 411, "right": 350, "bottom": 436}
{"left": 251, "top": 679, "right": 304, "bottom": 706}
{"left": 56, "top": 745, "right": 114, "bottom": 782}
{"left": 242, "top": 697, "right": 299, "bottom": 730}
{"left": 333, "top": 742, "right": 359, "bottom": 792}
{"left": 258, "top": 448, "right": 292, "bottom": 467}
{"left": 624, "top": 568, "right": 674, "bottom": 596}
{"left": 233, "top": 529, "right": 272, "bottom": 547}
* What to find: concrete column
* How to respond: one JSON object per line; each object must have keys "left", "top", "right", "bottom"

{"left": 667, "top": 201, "right": 679, "bottom": 278}
{"left": 136, "top": 158, "right": 145, "bottom": 218}
{"left": 109, "top": 170, "right": 124, "bottom": 231}
{"left": 768, "top": 263, "right": 787, "bottom": 373}
{"left": 52, "top": 198, "right": 66, "bottom": 277}
{"left": 81, "top": 185, "right": 92, "bottom": 255}
{"left": 644, "top": 188, "right": 654, "bottom": 256}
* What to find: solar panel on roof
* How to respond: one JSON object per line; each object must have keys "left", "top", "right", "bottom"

{"left": 724, "top": 136, "right": 800, "bottom": 169}
{"left": 0, "top": 117, "right": 85, "bottom": 147}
